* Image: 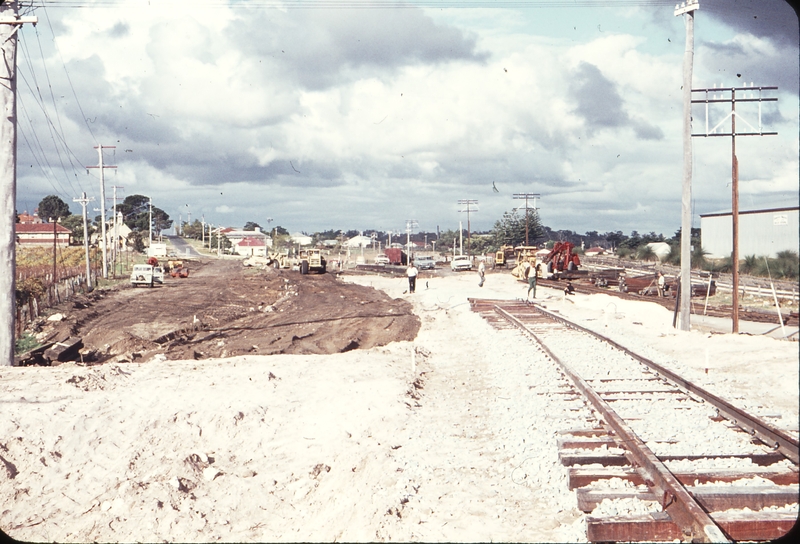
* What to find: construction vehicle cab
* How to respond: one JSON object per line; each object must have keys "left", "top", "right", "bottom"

{"left": 494, "top": 245, "right": 514, "bottom": 268}
{"left": 299, "top": 248, "right": 327, "bottom": 274}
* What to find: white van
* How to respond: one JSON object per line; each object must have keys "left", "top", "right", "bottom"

{"left": 130, "top": 264, "right": 163, "bottom": 287}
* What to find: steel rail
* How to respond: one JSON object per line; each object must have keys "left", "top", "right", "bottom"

{"left": 493, "top": 305, "right": 730, "bottom": 543}
{"left": 529, "top": 303, "right": 800, "bottom": 465}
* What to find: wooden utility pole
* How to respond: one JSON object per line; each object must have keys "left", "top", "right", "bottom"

{"left": 1, "top": 3, "right": 37, "bottom": 366}
{"left": 73, "top": 193, "right": 95, "bottom": 291}
{"left": 458, "top": 200, "right": 478, "bottom": 257}
{"left": 691, "top": 84, "right": 777, "bottom": 333}
{"left": 86, "top": 145, "right": 116, "bottom": 278}
{"left": 513, "top": 193, "right": 540, "bottom": 246}
{"left": 111, "top": 185, "right": 123, "bottom": 277}
{"left": 675, "top": 0, "right": 699, "bottom": 332}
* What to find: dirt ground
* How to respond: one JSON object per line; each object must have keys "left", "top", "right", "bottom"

{"left": 30, "top": 259, "right": 420, "bottom": 365}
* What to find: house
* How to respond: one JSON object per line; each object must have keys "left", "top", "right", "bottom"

{"left": 224, "top": 227, "right": 272, "bottom": 249}
{"left": 16, "top": 223, "right": 72, "bottom": 246}
{"left": 344, "top": 235, "right": 372, "bottom": 248}
{"left": 290, "top": 233, "right": 313, "bottom": 246}
{"left": 234, "top": 237, "right": 267, "bottom": 257}
{"left": 17, "top": 212, "right": 42, "bottom": 224}
{"left": 584, "top": 246, "right": 606, "bottom": 257}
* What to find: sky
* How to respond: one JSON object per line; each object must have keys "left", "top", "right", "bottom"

{"left": 10, "top": 0, "right": 800, "bottom": 237}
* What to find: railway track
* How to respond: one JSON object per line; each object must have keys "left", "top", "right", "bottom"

{"left": 469, "top": 298, "right": 799, "bottom": 543}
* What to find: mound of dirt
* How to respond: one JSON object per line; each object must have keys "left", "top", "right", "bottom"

{"left": 35, "top": 259, "right": 420, "bottom": 365}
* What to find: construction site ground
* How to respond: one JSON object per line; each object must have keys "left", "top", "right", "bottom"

{"left": 29, "top": 258, "right": 420, "bottom": 365}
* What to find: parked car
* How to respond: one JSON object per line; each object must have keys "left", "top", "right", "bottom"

{"left": 415, "top": 256, "right": 435, "bottom": 270}
{"left": 131, "top": 264, "right": 158, "bottom": 287}
{"left": 451, "top": 255, "right": 473, "bottom": 271}
{"left": 374, "top": 254, "right": 390, "bottom": 265}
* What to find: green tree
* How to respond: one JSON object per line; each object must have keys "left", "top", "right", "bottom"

{"left": 128, "top": 231, "right": 145, "bottom": 253}
{"left": 490, "top": 209, "right": 544, "bottom": 248}
{"left": 60, "top": 214, "right": 86, "bottom": 244}
{"left": 243, "top": 221, "right": 262, "bottom": 231}
{"left": 38, "top": 195, "right": 71, "bottom": 221}
{"left": 118, "top": 194, "right": 172, "bottom": 235}
{"left": 182, "top": 219, "right": 205, "bottom": 240}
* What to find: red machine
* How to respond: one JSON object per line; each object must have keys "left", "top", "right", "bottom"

{"left": 147, "top": 257, "right": 159, "bottom": 267}
{"left": 543, "top": 241, "right": 580, "bottom": 273}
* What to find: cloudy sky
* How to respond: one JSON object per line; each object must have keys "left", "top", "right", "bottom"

{"left": 12, "top": 0, "right": 799, "bottom": 237}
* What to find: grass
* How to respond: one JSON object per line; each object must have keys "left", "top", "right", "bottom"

{"left": 15, "top": 332, "right": 40, "bottom": 355}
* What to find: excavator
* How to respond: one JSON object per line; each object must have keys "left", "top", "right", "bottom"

{"left": 542, "top": 241, "right": 581, "bottom": 274}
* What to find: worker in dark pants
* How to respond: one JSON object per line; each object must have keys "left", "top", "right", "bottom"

{"left": 406, "top": 262, "right": 419, "bottom": 293}
{"left": 524, "top": 261, "right": 537, "bottom": 300}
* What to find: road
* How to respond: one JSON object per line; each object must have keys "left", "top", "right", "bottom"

{"left": 164, "top": 234, "right": 205, "bottom": 258}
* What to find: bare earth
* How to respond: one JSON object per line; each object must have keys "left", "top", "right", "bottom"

{"left": 0, "top": 263, "right": 797, "bottom": 542}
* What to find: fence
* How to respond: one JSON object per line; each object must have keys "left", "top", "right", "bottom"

{"left": 15, "top": 268, "right": 97, "bottom": 339}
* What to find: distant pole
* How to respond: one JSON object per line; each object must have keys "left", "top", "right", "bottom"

{"left": 52, "top": 217, "right": 57, "bottom": 284}
{"left": 111, "top": 185, "right": 123, "bottom": 277}
{"left": 201, "top": 214, "right": 205, "bottom": 247}
{"left": 405, "top": 219, "right": 418, "bottom": 262}
{"left": 731, "top": 90, "right": 739, "bottom": 332}
{"left": 513, "top": 193, "right": 540, "bottom": 246}
{"left": 86, "top": 145, "right": 116, "bottom": 278}
{"left": 459, "top": 221, "right": 463, "bottom": 255}
{"left": 675, "top": 0, "right": 699, "bottom": 332}
{"left": 458, "top": 199, "right": 478, "bottom": 256}
{"left": 73, "top": 192, "right": 95, "bottom": 291}
{"left": 1, "top": 3, "right": 38, "bottom": 366}
{"left": 148, "top": 198, "right": 153, "bottom": 244}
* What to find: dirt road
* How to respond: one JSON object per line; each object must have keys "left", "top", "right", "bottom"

{"left": 37, "top": 259, "right": 420, "bottom": 365}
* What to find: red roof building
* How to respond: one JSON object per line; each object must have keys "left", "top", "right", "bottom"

{"left": 16, "top": 223, "right": 72, "bottom": 246}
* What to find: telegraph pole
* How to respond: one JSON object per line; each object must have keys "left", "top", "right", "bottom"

{"left": 86, "top": 145, "right": 116, "bottom": 278}
{"left": 692, "top": 83, "right": 778, "bottom": 333}
{"left": 111, "top": 185, "right": 123, "bottom": 277}
{"left": 675, "top": 0, "right": 699, "bottom": 332}
{"left": 405, "top": 219, "right": 418, "bottom": 262}
{"left": 73, "top": 193, "right": 95, "bottom": 291}
{"left": 513, "top": 193, "right": 540, "bottom": 245}
{"left": 148, "top": 198, "right": 153, "bottom": 244}
{"left": 1, "top": 3, "right": 37, "bottom": 366}
{"left": 458, "top": 200, "right": 478, "bottom": 257}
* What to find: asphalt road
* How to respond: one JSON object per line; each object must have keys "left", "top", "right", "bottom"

{"left": 164, "top": 234, "right": 205, "bottom": 258}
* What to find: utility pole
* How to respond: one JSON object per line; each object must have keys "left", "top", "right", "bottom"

{"left": 201, "top": 214, "right": 205, "bottom": 247}
{"left": 692, "top": 83, "right": 777, "bottom": 333}
{"left": 86, "top": 145, "right": 116, "bottom": 278}
{"left": 405, "top": 219, "right": 418, "bottom": 262}
{"left": 513, "top": 193, "right": 540, "bottom": 246}
{"left": 675, "top": 0, "right": 699, "bottom": 332}
{"left": 111, "top": 185, "right": 123, "bottom": 277}
{"left": 458, "top": 200, "right": 478, "bottom": 257}
{"left": 1, "top": 3, "right": 37, "bottom": 366}
{"left": 73, "top": 193, "right": 95, "bottom": 291}
{"left": 148, "top": 198, "right": 153, "bottom": 244}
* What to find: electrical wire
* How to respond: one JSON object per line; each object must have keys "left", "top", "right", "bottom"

{"left": 31, "top": 1, "right": 682, "bottom": 9}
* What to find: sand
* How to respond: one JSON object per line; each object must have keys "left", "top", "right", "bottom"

{"left": 1, "top": 269, "right": 796, "bottom": 542}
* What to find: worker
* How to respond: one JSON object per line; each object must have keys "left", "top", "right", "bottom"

{"left": 564, "top": 281, "right": 575, "bottom": 295}
{"left": 478, "top": 260, "right": 486, "bottom": 287}
{"left": 406, "top": 261, "right": 419, "bottom": 294}
{"left": 657, "top": 271, "right": 666, "bottom": 297}
{"left": 523, "top": 261, "right": 537, "bottom": 300}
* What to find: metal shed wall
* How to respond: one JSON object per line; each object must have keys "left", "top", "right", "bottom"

{"left": 700, "top": 207, "right": 799, "bottom": 259}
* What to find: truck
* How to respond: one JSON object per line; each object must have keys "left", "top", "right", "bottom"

{"left": 384, "top": 248, "right": 407, "bottom": 266}
{"left": 130, "top": 264, "right": 163, "bottom": 287}
{"left": 299, "top": 248, "right": 327, "bottom": 274}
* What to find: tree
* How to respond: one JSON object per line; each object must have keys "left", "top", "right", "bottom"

{"left": 243, "top": 221, "right": 262, "bottom": 231}
{"left": 38, "top": 195, "right": 71, "bottom": 221}
{"left": 118, "top": 194, "right": 172, "bottom": 235}
{"left": 128, "top": 231, "right": 145, "bottom": 253}
{"left": 182, "top": 219, "right": 204, "bottom": 240}
{"left": 60, "top": 214, "right": 86, "bottom": 244}
{"left": 490, "top": 209, "right": 544, "bottom": 249}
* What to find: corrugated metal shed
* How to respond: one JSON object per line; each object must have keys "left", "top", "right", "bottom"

{"left": 699, "top": 206, "right": 799, "bottom": 259}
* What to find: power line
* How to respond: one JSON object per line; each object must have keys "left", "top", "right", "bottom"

{"left": 32, "top": 1, "right": 680, "bottom": 9}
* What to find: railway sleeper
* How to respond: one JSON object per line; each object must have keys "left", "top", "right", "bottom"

{"left": 585, "top": 511, "right": 797, "bottom": 542}
{"left": 568, "top": 467, "right": 800, "bottom": 489}
{"left": 576, "top": 484, "right": 799, "bottom": 512}
{"left": 560, "top": 448, "right": 787, "bottom": 468}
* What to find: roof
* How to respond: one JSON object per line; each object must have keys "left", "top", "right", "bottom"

{"left": 17, "top": 223, "right": 71, "bottom": 234}
{"left": 17, "top": 213, "right": 41, "bottom": 224}
{"left": 236, "top": 237, "right": 266, "bottom": 247}
{"left": 700, "top": 205, "right": 799, "bottom": 218}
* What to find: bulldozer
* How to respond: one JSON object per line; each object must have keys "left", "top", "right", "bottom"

{"left": 298, "top": 248, "right": 327, "bottom": 274}
{"left": 494, "top": 245, "right": 515, "bottom": 268}
{"left": 510, "top": 246, "right": 539, "bottom": 279}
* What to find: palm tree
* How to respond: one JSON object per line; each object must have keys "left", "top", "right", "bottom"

{"left": 637, "top": 245, "right": 656, "bottom": 262}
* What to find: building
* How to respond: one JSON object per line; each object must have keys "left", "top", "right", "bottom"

{"left": 16, "top": 223, "right": 72, "bottom": 246}
{"left": 290, "top": 232, "right": 313, "bottom": 246}
{"left": 233, "top": 237, "right": 267, "bottom": 257}
{"left": 224, "top": 227, "right": 272, "bottom": 249}
{"left": 17, "top": 212, "right": 43, "bottom": 224}
{"left": 700, "top": 206, "right": 799, "bottom": 259}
